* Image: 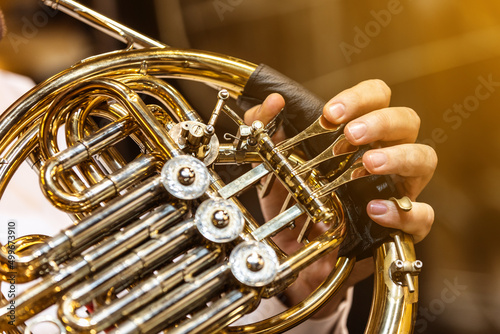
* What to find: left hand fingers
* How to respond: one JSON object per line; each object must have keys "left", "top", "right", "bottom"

{"left": 323, "top": 79, "right": 392, "bottom": 124}
{"left": 367, "top": 200, "right": 434, "bottom": 243}
{"left": 344, "top": 106, "right": 421, "bottom": 146}
{"left": 362, "top": 143, "right": 438, "bottom": 199}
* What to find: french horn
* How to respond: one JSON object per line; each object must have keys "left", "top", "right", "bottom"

{"left": 0, "top": 1, "right": 422, "bottom": 333}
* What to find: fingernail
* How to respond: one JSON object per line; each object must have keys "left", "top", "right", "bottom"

{"left": 368, "top": 152, "right": 387, "bottom": 169}
{"left": 346, "top": 122, "right": 367, "bottom": 140}
{"left": 369, "top": 202, "right": 388, "bottom": 215}
{"left": 327, "top": 103, "right": 345, "bottom": 121}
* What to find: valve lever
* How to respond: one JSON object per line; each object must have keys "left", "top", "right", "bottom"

{"left": 389, "top": 196, "right": 413, "bottom": 212}
{"left": 277, "top": 116, "right": 341, "bottom": 152}
{"left": 313, "top": 158, "right": 371, "bottom": 199}
{"left": 293, "top": 135, "right": 357, "bottom": 176}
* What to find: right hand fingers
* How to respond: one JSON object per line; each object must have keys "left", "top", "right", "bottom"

{"left": 244, "top": 93, "right": 285, "bottom": 126}
{"left": 244, "top": 93, "right": 287, "bottom": 143}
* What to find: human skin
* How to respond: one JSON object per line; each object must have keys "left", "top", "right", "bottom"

{"left": 244, "top": 79, "right": 437, "bottom": 318}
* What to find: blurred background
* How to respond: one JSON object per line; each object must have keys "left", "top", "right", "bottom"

{"left": 1, "top": 0, "right": 499, "bottom": 333}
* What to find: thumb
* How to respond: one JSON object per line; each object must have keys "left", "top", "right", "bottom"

{"left": 244, "top": 93, "right": 285, "bottom": 126}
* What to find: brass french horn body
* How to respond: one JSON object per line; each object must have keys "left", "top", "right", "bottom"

{"left": 0, "top": 1, "right": 421, "bottom": 333}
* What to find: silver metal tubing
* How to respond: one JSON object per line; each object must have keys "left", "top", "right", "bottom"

{"left": 48, "top": 175, "right": 165, "bottom": 259}
{"left": 82, "top": 202, "right": 189, "bottom": 271}
{"left": 214, "top": 143, "right": 262, "bottom": 165}
{"left": 110, "top": 263, "right": 231, "bottom": 334}
{"left": 0, "top": 202, "right": 188, "bottom": 326}
{"left": 60, "top": 246, "right": 221, "bottom": 333}
{"left": 0, "top": 176, "right": 165, "bottom": 282}
{"left": 169, "top": 290, "right": 259, "bottom": 334}
{"left": 41, "top": 148, "right": 160, "bottom": 212}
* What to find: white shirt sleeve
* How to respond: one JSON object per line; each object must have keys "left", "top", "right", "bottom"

{"left": 0, "top": 70, "right": 70, "bottom": 334}
{"left": 0, "top": 70, "right": 71, "bottom": 243}
{"left": 0, "top": 69, "right": 36, "bottom": 110}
